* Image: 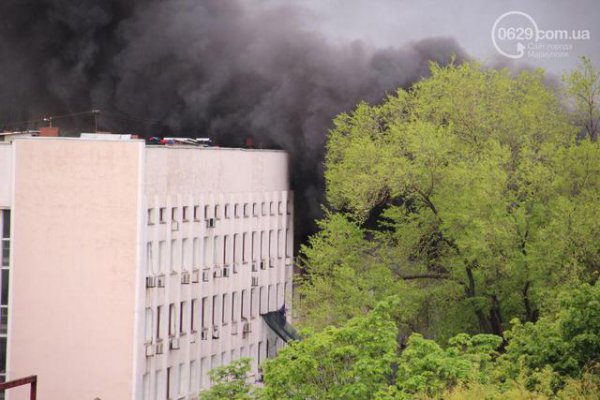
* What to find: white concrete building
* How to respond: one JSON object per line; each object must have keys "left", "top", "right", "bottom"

{"left": 0, "top": 135, "right": 294, "bottom": 399}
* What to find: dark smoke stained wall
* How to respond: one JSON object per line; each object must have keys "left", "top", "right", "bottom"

{"left": 0, "top": 0, "right": 466, "bottom": 240}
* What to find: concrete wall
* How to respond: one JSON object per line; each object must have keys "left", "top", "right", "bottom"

{"left": 0, "top": 144, "right": 12, "bottom": 207}
{"left": 8, "top": 138, "right": 144, "bottom": 400}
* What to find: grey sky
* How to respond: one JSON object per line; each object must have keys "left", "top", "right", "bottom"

{"left": 261, "top": 0, "right": 600, "bottom": 77}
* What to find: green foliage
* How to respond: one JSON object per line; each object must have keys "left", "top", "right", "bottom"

{"left": 502, "top": 283, "right": 600, "bottom": 380}
{"left": 298, "top": 60, "right": 600, "bottom": 342}
{"left": 199, "top": 358, "right": 255, "bottom": 400}
{"left": 260, "top": 297, "right": 399, "bottom": 400}
{"left": 563, "top": 56, "right": 600, "bottom": 141}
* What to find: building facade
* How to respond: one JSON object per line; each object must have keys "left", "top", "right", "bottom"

{"left": 0, "top": 136, "right": 293, "bottom": 400}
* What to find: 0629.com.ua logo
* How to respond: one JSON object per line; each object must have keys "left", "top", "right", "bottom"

{"left": 491, "top": 11, "right": 590, "bottom": 59}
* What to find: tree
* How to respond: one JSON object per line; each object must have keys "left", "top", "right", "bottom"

{"left": 298, "top": 60, "right": 600, "bottom": 340}
{"left": 564, "top": 56, "right": 600, "bottom": 141}
{"left": 199, "top": 358, "right": 255, "bottom": 400}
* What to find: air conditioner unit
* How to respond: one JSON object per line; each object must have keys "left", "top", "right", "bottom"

{"left": 252, "top": 263, "right": 258, "bottom": 272}
{"left": 202, "top": 269, "right": 210, "bottom": 282}
{"left": 242, "top": 322, "right": 252, "bottom": 337}
{"left": 145, "top": 276, "right": 156, "bottom": 288}
{"left": 201, "top": 328, "right": 209, "bottom": 340}
{"left": 231, "top": 322, "right": 238, "bottom": 335}
{"left": 212, "top": 326, "right": 220, "bottom": 339}
{"left": 251, "top": 276, "right": 259, "bottom": 287}
{"left": 191, "top": 268, "right": 200, "bottom": 283}
{"left": 145, "top": 342, "right": 154, "bottom": 357}
{"left": 155, "top": 340, "right": 164, "bottom": 354}
{"left": 206, "top": 218, "right": 216, "bottom": 228}
{"left": 213, "top": 267, "right": 222, "bottom": 279}
{"left": 169, "top": 337, "right": 180, "bottom": 350}
{"left": 181, "top": 271, "right": 190, "bottom": 284}
{"left": 260, "top": 260, "right": 266, "bottom": 270}
{"left": 223, "top": 266, "right": 230, "bottom": 278}
{"left": 171, "top": 221, "right": 179, "bottom": 231}
{"left": 157, "top": 274, "right": 166, "bottom": 288}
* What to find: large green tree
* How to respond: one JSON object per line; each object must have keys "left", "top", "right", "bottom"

{"left": 297, "top": 61, "right": 600, "bottom": 339}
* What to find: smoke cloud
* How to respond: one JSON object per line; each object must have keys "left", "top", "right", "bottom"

{"left": 0, "top": 0, "right": 466, "bottom": 240}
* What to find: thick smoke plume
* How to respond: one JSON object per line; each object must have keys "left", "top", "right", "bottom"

{"left": 0, "top": 0, "right": 466, "bottom": 240}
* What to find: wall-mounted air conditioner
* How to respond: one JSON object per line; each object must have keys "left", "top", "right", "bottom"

{"left": 223, "top": 266, "right": 230, "bottom": 278}
{"left": 157, "top": 274, "right": 166, "bottom": 288}
{"left": 260, "top": 260, "right": 266, "bottom": 270}
{"left": 191, "top": 268, "right": 200, "bottom": 283}
{"left": 201, "top": 328, "right": 209, "bottom": 340}
{"left": 206, "top": 218, "right": 216, "bottom": 228}
{"left": 145, "top": 276, "right": 156, "bottom": 288}
{"left": 145, "top": 342, "right": 154, "bottom": 357}
{"left": 251, "top": 276, "right": 259, "bottom": 287}
{"left": 181, "top": 271, "right": 190, "bottom": 284}
{"left": 155, "top": 340, "right": 164, "bottom": 354}
{"left": 169, "top": 336, "right": 180, "bottom": 350}
{"left": 212, "top": 326, "right": 220, "bottom": 339}
{"left": 202, "top": 269, "right": 210, "bottom": 282}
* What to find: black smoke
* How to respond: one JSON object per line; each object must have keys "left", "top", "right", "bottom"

{"left": 0, "top": 0, "right": 466, "bottom": 241}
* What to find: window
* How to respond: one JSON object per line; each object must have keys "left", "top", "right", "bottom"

{"left": 224, "top": 204, "right": 231, "bottom": 219}
{"left": 0, "top": 308, "right": 8, "bottom": 335}
{"left": 234, "top": 204, "right": 240, "bottom": 218}
{"left": 156, "top": 305, "right": 162, "bottom": 339}
{"left": 222, "top": 293, "right": 229, "bottom": 325}
{"left": 252, "top": 203, "right": 258, "bottom": 216}
{"left": 242, "top": 233, "right": 248, "bottom": 263}
{"left": 278, "top": 201, "right": 283, "bottom": 215}
{"left": 178, "top": 363, "right": 185, "bottom": 397}
{"left": 193, "top": 238, "right": 199, "bottom": 268}
{"left": 182, "top": 238, "right": 189, "bottom": 270}
{"left": 269, "top": 201, "right": 274, "bottom": 215}
{"left": 233, "top": 234, "right": 239, "bottom": 264}
{"left": 158, "top": 241, "right": 166, "bottom": 273}
{"left": 171, "top": 207, "right": 178, "bottom": 222}
{"left": 182, "top": 206, "right": 189, "bottom": 221}
{"left": 159, "top": 207, "right": 166, "bottom": 223}
{"left": 251, "top": 288, "right": 258, "bottom": 318}
{"left": 213, "top": 236, "right": 220, "bottom": 266}
{"left": 278, "top": 229, "right": 284, "bottom": 258}
{"left": 268, "top": 284, "right": 276, "bottom": 312}
{"left": 242, "top": 289, "right": 250, "bottom": 320}
{"left": 145, "top": 308, "right": 153, "bottom": 343}
{"left": 260, "top": 231, "right": 266, "bottom": 260}
{"left": 212, "top": 295, "right": 220, "bottom": 326}
{"left": 243, "top": 203, "right": 249, "bottom": 217}
{"left": 166, "top": 367, "right": 173, "bottom": 400}
{"left": 203, "top": 237, "right": 209, "bottom": 267}
{"left": 232, "top": 292, "right": 239, "bottom": 323}
{"left": 269, "top": 230, "right": 274, "bottom": 259}
{"left": 261, "top": 202, "right": 267, "bottom": 216}
{"left": 259, "top": 286, "right": 268, "bottom": 314}
{"left": 223, "top": 235, "right": 229, "bottom": 265}
{"left": 146, "top": 242, "right": 153, "bottom": 274}
{"left": 204, "top": 205, "right": 210, "bottom": 220}
{"left": 179, "top": 301, "right": 186, "bottom": 334}
{"left": 147, "top": 208, "right": 154, "bottom": 225}
{"left": 214, "top": 205, "right": 220, "bottom": 220}
{"left": 190, "top": 361, "right": 198, "bottom": 393}
{"left": 170, "top": 239, "right": 178, "bottom": 271}
{"left": 191, "top": 299, "right": 198, "bottom": 332}
{"left": 251, "top": 232, "right": 257, "bottom": 262}
{"left": 194, "top": 205, "right": 201, "bottom": 221}
{"left": 169, "top": 304, "right": 176, "bottom": 337}
{"left": 201, "top": 297, "right": 209, "bottom": 328}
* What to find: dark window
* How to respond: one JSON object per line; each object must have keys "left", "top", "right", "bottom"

{"left": 156, "top": 306, "right": 162, "bottom": 339}
{"left": 0, "top": 337, "right": 6, "bottom": 374}
{"left": 1, "top": 270, "right": 8, "bottom": 306}
{"left": 1, "top": 211, "right": 9, "bottom": 239}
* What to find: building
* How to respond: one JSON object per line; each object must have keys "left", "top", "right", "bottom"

{"left": 0, "top": 134, "right": 294, "bottom": 399}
